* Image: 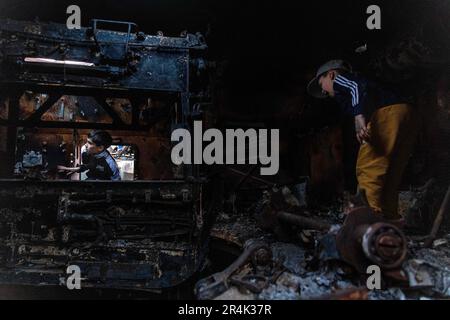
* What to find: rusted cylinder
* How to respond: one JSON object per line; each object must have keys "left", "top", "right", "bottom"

{"left": 362, "top": 222, "right": 407, "bottom": 269}
{"left": 277, "top": 211, "right": 332, "bottom": 231}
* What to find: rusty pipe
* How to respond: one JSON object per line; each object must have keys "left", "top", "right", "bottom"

{"left": 277, "top": 211, "right": 332, "bottom": 231}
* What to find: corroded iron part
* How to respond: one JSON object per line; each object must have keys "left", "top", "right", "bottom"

{"left": 336, "top": 207, "right": 408, "bottom": 273}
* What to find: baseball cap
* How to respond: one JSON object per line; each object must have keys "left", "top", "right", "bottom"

{"left": 307, "top": 59, "right": 352, "bottom": 98}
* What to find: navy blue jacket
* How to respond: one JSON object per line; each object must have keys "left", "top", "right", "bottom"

{"left": 79, "top": 149, "right": 121, "bottom": 181}
{"left": 333, "top": 72, "right": 404, "bottom": 119}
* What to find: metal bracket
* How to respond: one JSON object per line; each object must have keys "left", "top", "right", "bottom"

{"left": 89, "top": 19, "right": 139, "bottom": 63}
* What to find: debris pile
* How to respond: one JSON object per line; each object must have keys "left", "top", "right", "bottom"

{"left": 201, "top": 180, "right": 450, "bottom": 300}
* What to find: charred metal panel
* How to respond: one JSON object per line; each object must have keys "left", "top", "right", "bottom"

{"left": 0, "top": 19, "right": 206, "bottom": 93}
{"left": 0, "top": 180, "right": 203, "bottom": 289}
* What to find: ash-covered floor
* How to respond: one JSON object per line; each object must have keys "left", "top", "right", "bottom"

{"left": 205, "top": 187, "right": 450, "bottom": 300}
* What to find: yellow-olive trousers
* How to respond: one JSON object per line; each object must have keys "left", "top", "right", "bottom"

{"left": 356, "top": 103, "right": 418, "bottom": 220}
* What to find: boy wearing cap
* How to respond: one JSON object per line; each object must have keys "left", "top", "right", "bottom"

{"left": 58, "top": 130, "right": 121, "bottom": 181}
{"left": 307, "top": 60, "right": 418, "bottom": 221}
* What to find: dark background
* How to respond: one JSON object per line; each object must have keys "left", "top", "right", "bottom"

{"left": 1, "top": 0, "right": 447, "bottom": 119}
{"left": 1, "top": 0, "right": 447, "bottom": 86}
{"left": 0, "top": 0, "right": 448, "bottom": 190}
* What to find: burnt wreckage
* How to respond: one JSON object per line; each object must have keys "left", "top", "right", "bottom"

{"left": 0, "top": 18, "right": 212, "bottom": 290}
{"left": 0, "top": 13, "right": 449, "bottom": 299}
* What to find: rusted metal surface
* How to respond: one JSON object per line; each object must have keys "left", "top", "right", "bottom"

{"left": 361, "top": 222, "right": 407, "bottom": 269}
{"left": 336, "top": 207, "right": 408, "bottom": 273}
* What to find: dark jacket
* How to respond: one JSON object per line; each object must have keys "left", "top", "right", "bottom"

{"left": 79, "top": 149, "right": 121, "bottom": 181}
{"left": 333, "top": 72, "right": 405, "bottom": 119}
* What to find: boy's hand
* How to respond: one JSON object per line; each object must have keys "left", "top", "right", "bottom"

{"left": 57, "top": 165, "right": 80, "bottom": 172}
{"left": 355, "top": 114, "right": 370, "bottom": 144}
{"left": 57, "top": 165, "right": 80, "bottom": 178}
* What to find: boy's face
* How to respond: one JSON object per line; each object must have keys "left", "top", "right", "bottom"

{"left": 85, "top": 138, "right": 104, "bottom": 155}
{"left": 318, "top": 71, "right": 336, "bottom": 97}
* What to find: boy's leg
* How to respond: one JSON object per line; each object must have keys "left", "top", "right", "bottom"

{"left": 356, "top": 131, "right": 388, "bottom": 215}
{"left": 380, "top": 104, "right": 418, "bottom": 219}
{"left": 356, "top": 104, "right": 416, "bottom": 220}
